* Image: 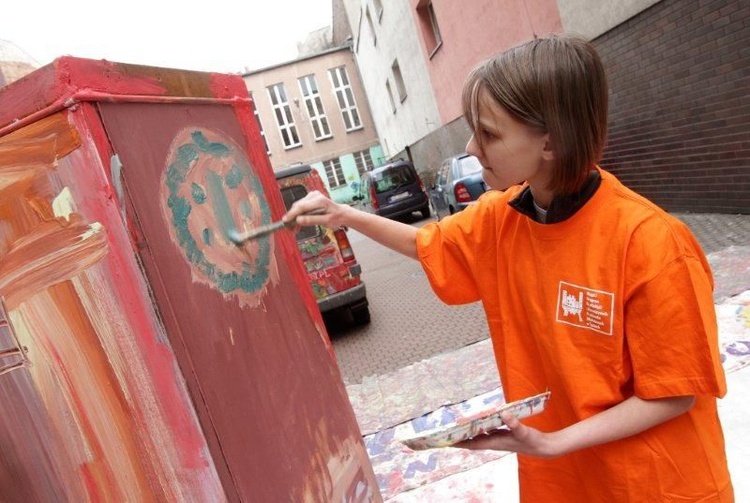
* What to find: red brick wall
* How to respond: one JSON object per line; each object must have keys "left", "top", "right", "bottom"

{"left": 595, "top": 0, "right": 749, "bottom": 213}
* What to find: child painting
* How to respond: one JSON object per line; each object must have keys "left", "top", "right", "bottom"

{"left": 283, "top": 35, "right": 733, "bottom": 501}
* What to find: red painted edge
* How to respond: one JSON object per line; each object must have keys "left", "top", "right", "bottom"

{"left": 0, "top": 57, "right": 250, "bottom": 132}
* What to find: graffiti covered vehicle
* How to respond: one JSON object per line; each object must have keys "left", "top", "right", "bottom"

{"left": 276, "top": 164, "right": 370, "bottom": 325}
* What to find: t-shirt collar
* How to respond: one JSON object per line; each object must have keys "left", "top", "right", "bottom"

{"left": 508, "top": 169, "right": 602, "bottom": 224}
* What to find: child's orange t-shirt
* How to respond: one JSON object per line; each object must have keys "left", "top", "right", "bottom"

{"left": 416, "top": 168, "right": 733, "bottom": 502}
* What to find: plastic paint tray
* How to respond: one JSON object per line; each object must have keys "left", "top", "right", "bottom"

{"left": 396, "top": 391, "right": 551, "bottom": 450}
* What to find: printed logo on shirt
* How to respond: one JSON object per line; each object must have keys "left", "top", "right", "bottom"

{"left": 556, "top": 281, "right": 615, "bottom": 336}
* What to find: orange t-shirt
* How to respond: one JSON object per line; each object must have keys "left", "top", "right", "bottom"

{"left": 416, "top": 168, "right": 733, "bottom": 502}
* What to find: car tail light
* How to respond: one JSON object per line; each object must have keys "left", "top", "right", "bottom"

{"left": 369, "top": 184, "right": 379, "bottom": 210}
{"left": 334, "top": 228, "right": 356, "bottom": 263}
{"left": 455, "top": 182, "right": 472, "bottom": 203}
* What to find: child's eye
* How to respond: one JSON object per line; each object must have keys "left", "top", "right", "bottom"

{"left": 481, "top": 129, "right": 496, "bottom": 140}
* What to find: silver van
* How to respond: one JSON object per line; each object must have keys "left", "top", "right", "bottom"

{"left": 355, "top": 159, "right": 431, "bottom": 220}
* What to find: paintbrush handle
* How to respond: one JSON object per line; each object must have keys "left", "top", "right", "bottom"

{"left": 229, "top": 208, "right": 327, "bottom": 244}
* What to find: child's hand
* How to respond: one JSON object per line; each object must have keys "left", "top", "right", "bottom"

{"left": 282, "top": 190, "right": 352, "bottom": 229}
{"left": 455, "top": 412, "right": 560, "bottom": 458}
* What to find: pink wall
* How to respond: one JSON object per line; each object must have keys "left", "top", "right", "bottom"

{"left": 410, "top": 0, "right": 563, "bottom": 125}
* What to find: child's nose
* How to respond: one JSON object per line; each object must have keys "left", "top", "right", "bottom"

{"left": 466, "top": 134, "right": 480, "bottom": 157}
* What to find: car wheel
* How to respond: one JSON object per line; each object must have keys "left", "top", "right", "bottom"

{"left": 420, "top": 205, "right": 431, "bottom": 219}
{"left": 350, "top": 303, "right": 371, "bottom": 326}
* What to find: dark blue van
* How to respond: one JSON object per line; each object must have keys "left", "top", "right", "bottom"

{"left": 355, "top": 159, "right": 431, "bottom": 220}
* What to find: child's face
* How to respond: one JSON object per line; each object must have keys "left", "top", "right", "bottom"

{"left": 466, "top": 87, "right": 554, "bottom": 199}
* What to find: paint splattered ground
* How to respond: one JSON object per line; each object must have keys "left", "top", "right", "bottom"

{"left": 346, "top": 245, "right": 750, "bottom": 501}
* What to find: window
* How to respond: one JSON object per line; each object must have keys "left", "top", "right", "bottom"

{"left": 267, "top": 83, "right": 301, "bottom": 149}
{"left": 392, "top": 60, "right": 407, "bottom": 102}
{"left": 323, "top": 158, "right": 346, "bottom": 188}
{"left": 385, "top": 79, "right": 396, "bottom": 113}
{"left": 353, "top": 149, "right": 374, "bottom": 175}
{"left": 365, "top": 6, "right": 377, "bottom": 46}
{"left": 298, "top": 75, "right": 331, "bottom": 141}
{"left": 329, "top": 66, "right": 363, "bottom": 132}
{"left": 373, "top": 0, "right": 383, "bottom": 20}
{"left": 250, "top": 92, "right": 271, "bottom": 154}
{"left": 417, "top": 1, "right": 443, "bottom": 57}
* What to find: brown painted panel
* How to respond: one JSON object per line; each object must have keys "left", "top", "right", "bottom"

{"left": 97, "top": 101, "right": 379, "bottom": 501}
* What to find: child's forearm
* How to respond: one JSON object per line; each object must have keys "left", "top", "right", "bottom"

{"left": 460, "top": 394, "right": 695, "bottom": 457}
{"left": 338, "top": 205, "right": 418, "bottom": 259}
{"left": 549, "top": 395, "right": 695, "bottom": 456}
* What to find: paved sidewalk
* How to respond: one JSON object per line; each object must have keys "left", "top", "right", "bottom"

{"left": 346, "top": 221, "right": 750, "bottom": 501}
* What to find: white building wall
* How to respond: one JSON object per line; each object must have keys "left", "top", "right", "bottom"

{"left": 557, "top": 0, "right": 661, "bottom": 39}
{"left": 341, "top": 0, "right": 441, "bottom": 160}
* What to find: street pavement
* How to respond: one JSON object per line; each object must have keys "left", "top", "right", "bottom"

{"left": 331, "top": 212, "right": 750, "bottom": 501}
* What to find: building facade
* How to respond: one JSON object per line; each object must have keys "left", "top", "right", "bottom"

{"left": 406, "top": 0, "right": 562, "bottom": 183}
{"left": 343, "top": 0, "right": 749, "bottom": 213}
{"left": 340, "top": 0, "right": 442, "bottom": 163}
{"left": 0, "top": 39, "right": 38, "bottom": 88}
{"left": 243, "top": 44, "right": 383, "bottom": 203}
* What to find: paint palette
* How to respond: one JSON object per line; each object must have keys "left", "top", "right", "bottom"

{"left": 395, "top": 391, "right": 551, "bottom": 450}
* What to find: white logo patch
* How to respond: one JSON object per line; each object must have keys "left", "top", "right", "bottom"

{"left": 556, "top": 281, "right": 615, "bottom": 335}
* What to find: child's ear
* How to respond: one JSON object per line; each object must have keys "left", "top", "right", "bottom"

{"left": 541, "top": 134, "right": 556, "bottom": 161}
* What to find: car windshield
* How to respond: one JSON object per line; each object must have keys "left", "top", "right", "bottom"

{"left": 457, "top": 155, "right": 483, "bottom": 177}
{"left": 280, "top": 185, "right": 318, "bottom": 241}
{"left": 371, "top": 166, "right": 416, "bottom": 193}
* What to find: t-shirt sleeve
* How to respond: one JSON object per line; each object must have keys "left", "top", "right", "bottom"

{"left": 415, "top": 198, "right": 492, "bottom": 305}
{"left": 624, "top": 220, "right": 726, "bottom": 399}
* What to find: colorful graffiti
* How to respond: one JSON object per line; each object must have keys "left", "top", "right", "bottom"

{"left": 276, "top": 169, "right": 363, "bottom": 302}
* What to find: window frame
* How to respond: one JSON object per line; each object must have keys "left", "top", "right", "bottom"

{"left": 392, "top": 60, "right": 408, "bottom": 103}
{"left": 385, "top": 78, "right": 396, "bottom": 113}
{"left": 365, "top": 6, "right": 377, "bottom": 46}
{"left": 417, "top": 0, "right": 443, "bottom": 59}
{"left": 372, "top": 0, "right": 383, "bottom": 20}
{"left": 298, "top": 74, "right": 332, "bottom": 142}
{"left": 353, "top": 149, "right": 374, "bottom": 176}
{"left": 323, "top": 158, "right": 346, "bottom": 189}
{"left": 328, "top": 66, "right": 363, "bottom": 133}
{"left": 267, "top": 83, "right": 302, "bottom": 150}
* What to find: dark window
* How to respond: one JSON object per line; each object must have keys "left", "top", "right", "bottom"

{"left": 280, "top": 185, "right": 318, "bottom": 240}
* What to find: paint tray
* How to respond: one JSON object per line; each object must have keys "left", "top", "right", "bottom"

{"left": 395, "top": 391, "right": 551, "bottom": 450}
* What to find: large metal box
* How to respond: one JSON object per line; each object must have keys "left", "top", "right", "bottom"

{"left": 0, "top": 57, "right": 379, "bottom": 501}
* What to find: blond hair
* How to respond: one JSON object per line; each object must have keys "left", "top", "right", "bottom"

{"left": 463, "top": 35, "right": 608, "bottom": 195}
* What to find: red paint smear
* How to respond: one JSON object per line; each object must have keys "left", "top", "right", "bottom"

{"left": 67, "top": 111, "right": 209, "bottom": 470}
{"left": 209, "top": 72, "right": 249, "bottom": 100}
{"left": 0, "top": 57, "right": 251, "bottom": 132}
{"left": 80, "top": 464, "right": 104, "bottom": 501}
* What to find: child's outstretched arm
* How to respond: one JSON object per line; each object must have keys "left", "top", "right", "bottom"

{"left": 458, "top": 394, "right": 695, "bottom": 457}
{"left": 283, "top": 190, "right": 419, "bottom": 259}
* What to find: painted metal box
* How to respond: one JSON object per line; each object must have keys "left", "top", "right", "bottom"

{"left": 0, "top": 57, "right": 380, "bottom": 501}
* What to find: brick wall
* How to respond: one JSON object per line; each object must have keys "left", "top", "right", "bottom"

{"left": 595, "top": 0, "right": 750, "bottom": 213}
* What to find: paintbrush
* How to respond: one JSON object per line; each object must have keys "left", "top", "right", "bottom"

{"left": 227, "top": 208, "right": 326, "bottom": 245}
